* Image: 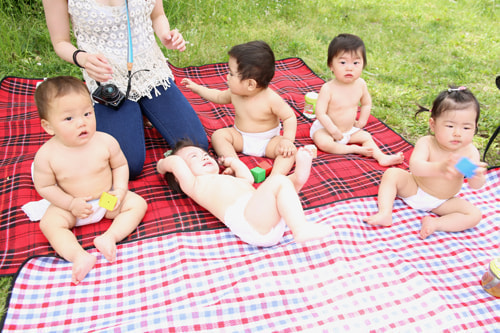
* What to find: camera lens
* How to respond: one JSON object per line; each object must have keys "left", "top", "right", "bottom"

{"left": 101, "top": 84, "right": 119, "bottom": 100}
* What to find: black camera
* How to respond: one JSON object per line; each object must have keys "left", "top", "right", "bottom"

{"left": 92, "top": 83, "right": 125, "bottom": 109}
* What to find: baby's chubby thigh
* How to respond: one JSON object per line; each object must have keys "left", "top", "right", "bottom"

{"left": 211, "top": 126, "right": 244, "bottom": 154}
{"left": 243, "top": 177, "right": 286, "bottom": 234}
{"left": 39, "top": 204, "right": 79, "bottom": 236}
{"left": 347, "top": 128, "right": 372, "bottom": 144}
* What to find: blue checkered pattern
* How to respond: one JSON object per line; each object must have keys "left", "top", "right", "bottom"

{"left": 2, "top": 169, "right": 499, "bottom": 332}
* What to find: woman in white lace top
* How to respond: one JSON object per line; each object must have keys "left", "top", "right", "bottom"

{"left": 42, "top": 0, "right": 208, "bottom": 178}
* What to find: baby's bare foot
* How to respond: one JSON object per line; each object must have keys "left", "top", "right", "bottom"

{"left": 290, "top": 147, "right": 313, "bottom": 191}
{"left": 94, "top": 234, "right": 117, "bottom": 263}
{"left": 364, "top": 212, "right": 393, "bottom": 227}
{"left": 72, "top": 252, "right": 96, "bottom": 285}
{"left": 293, "top": 223, "right": 332, "bottom": 243}
{"left": 419, "top": 216, "right": 437, "bottom": 239}
{"left": 378, "top": 152, "right": 404, "bottom": 167}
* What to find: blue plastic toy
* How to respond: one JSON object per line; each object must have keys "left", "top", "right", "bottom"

{"left": 454, "top": 157, "right": 477, "bottom": 178}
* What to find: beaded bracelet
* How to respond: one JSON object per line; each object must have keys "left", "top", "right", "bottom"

{"left": 72, "top": 49, "right": 86, "bottom": 68}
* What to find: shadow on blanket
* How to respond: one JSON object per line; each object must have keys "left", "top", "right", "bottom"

{"left": 0, "top": 58, "right": 413, "bottom": 275}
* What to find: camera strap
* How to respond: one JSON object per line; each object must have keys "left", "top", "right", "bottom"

{"left": 125, "top": 0, "right": 133, "bottom": 98}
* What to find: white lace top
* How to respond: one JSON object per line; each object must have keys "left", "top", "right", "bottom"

{"left": 68, "top": 0, "right": 174, "bottom": 101}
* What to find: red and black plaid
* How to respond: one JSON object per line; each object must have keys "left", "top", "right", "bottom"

{"left": 0, "top": 58, "right": 413, "bottom": 275}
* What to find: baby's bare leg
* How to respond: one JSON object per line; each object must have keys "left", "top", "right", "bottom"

{"left": 419, "top": 197, "right": 482, "bottom": 239}
{"left": 265, "top": 136, "right": 297, "bottom": 176}
{"left": 353, "top": 131, "right": 404, "bottom": 166}
{"left": 246, "top": 173, "right": 332, "bottom": 243}
{"left": 95, "top": 191, "right": 147, "bottom": 262}
{"left": 39, "top": 206, "right": 96, "bottom": 285}
{"left": 364, "top": 168, "right": 416, "bottom": 227}
{"left": 211, "top": 127, "right": 242, "bottom": 159}
{"left": 313, "top": 129, "right": 372, "bottom": 156}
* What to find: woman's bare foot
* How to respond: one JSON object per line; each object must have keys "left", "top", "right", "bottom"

{"left": 377, "top": 152, "right": 405, "bottom": 167}
{"left": 419, "top": 216, "right": 438, "bottom": 239}
{"left": 72, "top": 252, "right": 96, "bottom": 285}
{"left": 293, "top": 223, "right": 332, "bottom": 243}
{"left": 289, "top": 147, "right": 313, "bottom": 191}
{"left": 94, "top": 234, "right": 117, "bottom": 263}
{"left": 364, "top": 211, "right": 393, "bottom": 227}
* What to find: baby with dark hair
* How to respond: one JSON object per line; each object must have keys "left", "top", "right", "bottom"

{"left": 182, "top": 40, "right": 298, "bottom": 176}
{"left": 364, "top": 87, "right": 487, "bottom": 239}
{"left": 311, "top": 33, "right": 404, "bottom": 166}
{"left": 157, "top": 140, "right": 331, "bottom": 247}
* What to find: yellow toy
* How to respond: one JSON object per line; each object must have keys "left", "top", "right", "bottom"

{"left": 98, "top": 192, "right": 118, "bottom": 211}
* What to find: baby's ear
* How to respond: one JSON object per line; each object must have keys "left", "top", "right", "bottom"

{"left": 246, "top": 78, "right": 258, "bottom": 91}
{"left": 40, "top": 119, "right": 55, "bottom": 136}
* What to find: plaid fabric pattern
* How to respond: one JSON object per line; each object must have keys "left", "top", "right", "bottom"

{"left": 0, "top": 58, "right": 413, "bottom": 275}
{"left": 2, "top": 169, "right": 498, "bottom": 331}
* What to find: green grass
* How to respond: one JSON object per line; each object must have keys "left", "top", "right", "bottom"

{"left": 0, "top": 0, "right": 498, "bottom": 317}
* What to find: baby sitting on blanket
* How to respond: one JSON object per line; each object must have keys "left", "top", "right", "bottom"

{"left": 157, "top": 139, "right": 331, "bottom": 247}
{"left": 32, "top": 76, "right": 147, "bottom": 285}
{"left": 182, "top": 40, "right": 298, "bottom": 176}
{"left": 310, "top": 33, "right": 404, "bottom": 166}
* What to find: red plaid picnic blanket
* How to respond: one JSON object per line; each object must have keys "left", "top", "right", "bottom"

{"left": 0, "top": 58, "right": 413, "bottom": 275}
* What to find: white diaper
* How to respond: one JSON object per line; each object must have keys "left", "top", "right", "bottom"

{"left": 224, "top": 194, "right": 286, "bottom": 247}
{"left": 75, "top": 198, "right": 107, "bottom": 226}
{"left": 234, "top": 124, "right": 281, "bottom": 157}
{"left": 400, "top": 187, "right": 448, "bottom": 212}
{"left": 309, "top": 120, "right": 360, "bottom": 145}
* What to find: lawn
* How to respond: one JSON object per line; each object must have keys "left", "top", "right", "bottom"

{"left": 0, "top": 0, "right": 498, "bottom": 317}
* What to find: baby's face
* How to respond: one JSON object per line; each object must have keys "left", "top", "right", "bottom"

{"left": 430, "top": 107, "right": 477, "bottom": 152}
{"left": 42, "top": 91, "right": 96, "bottom": 148}
{"left": 176, "top": 146, "right": 220, "bottom": 176}
{"left": 329, "top": 50, "right": 364, "bottom": 84}
{"left": 226, "top": 57, "right": 246, "bottom": 95}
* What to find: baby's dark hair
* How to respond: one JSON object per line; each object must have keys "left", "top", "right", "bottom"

{"left": 228, "top": 40, "right": 275, "bottom": 88}
{"left": 35, "top": 76, "right": 90, "bottom": 120}
{"left": 164, "top": 138, "right": 214, "bottom": 194}
{"left": 327, "top": 33, "right": 367, "bottom": 69}
{"left": 416, "top": 86, "right": 481, "bottom": 131}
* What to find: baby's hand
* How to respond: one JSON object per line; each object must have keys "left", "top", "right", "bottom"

{"left": 181, "top": 78, "right": 198, "bottom": 91}
{"left": 108, "top": 188, "right": 127, "bottom": 211}
{"left": 278, "top": 138, "right": 296, "bottom": 157}
{"left": 70, "top": 197, "right": 93, "bottom": 219}
{"left": 354, "top": 120, "right": 365, "bottom": 129}
{"left": 330, "top": 129, "right": 343, "bottom": 142}
{"left": 441, "top": 154, "right": 462, "bottom": 179}
{"left": 470, "top": 162, "right": 488, "bottom": 179}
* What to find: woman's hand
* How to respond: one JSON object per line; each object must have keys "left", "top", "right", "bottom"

{"left": 159, "top": 29, "right": 186, "bottom": 51}
{"left": 80, "top": 53, "right": 114, "bottom": 82}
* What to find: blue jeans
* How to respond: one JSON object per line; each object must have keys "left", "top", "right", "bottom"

{"left": 94, "top": 78, "right": 208, "bottom": 178}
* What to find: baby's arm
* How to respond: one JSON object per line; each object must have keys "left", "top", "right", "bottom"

{"left": 409, "top": 137, "right": 460, "bottom": 179}
{"left": 220, "top": 157, "right": 254, "bottom": 184}
{"left": 105, "top": 133, "right": 129, "bottom": 209}
{"left": 33, "top": 151, "right": 92, "bottom": 218}
{"left": 271, "top": 92, "right": 297, "bottom": 157}
{"left": 181, "top": 78, "right": 232, "bottom": 104}
{"left": 354, "top": 79, "right": 372, "bottom": 129}
{"left": 315, "top": 84, "right": 343, "bottom": 141}
{"left": 157, "top": 155, "right": 197, "bottom": 196}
